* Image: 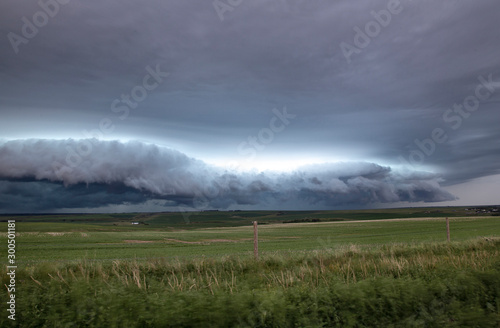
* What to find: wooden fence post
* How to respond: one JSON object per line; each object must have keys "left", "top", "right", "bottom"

{"left": 253, "top": 221, "right": 258, "bottom": 260}
{"left": 446, "top": 217, "right": 450, "bottom": 242}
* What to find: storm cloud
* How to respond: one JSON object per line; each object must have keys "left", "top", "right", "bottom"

{"left": 0, "top": 0, "right": 498, "bottom": 211}
{"left": 0, "top": 139, "right": 455, "bottom": 212}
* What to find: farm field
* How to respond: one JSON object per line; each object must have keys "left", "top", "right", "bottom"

{"left": 1, "top": 216, "right": 499, "bottom": 263}
{"left": 1, "top": 208, "right": 500, "bottom": 327}
{"left": 0, "top": 206, "right": 498, "bottom": 263}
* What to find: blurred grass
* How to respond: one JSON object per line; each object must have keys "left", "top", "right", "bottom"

{"left": 1, "top": 237, "right": 499, "bottom": 327}
{"left": 0, "top": 210, "right": 499, "bottom": 326}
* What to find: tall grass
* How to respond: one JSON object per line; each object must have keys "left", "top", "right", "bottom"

{"left": 2, "top": 237, "right": 500, "bottom": 327}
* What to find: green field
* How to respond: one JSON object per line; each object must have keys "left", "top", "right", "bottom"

{"left": 1, "top": 208, "right": 499, "bottom": 327}
{"left": 1, "top": 206, "right": 491, "bottom": 229}
{"left": 1, "top": 208, "right": 498, "bottom": 263}
{"left": 2, "top": 216, "right": 500, "bottom": 263}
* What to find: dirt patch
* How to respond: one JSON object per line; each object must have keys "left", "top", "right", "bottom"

{"left": 46, "top": 232, "right": 66, "bottom": 236}
{"left": 164, "top": 238, "right": 203, "bottom": 244}
{"left": 124, "top": 240, "right": 155, "bottom": 244}
{"left": 204, "top": 238, "right": 252, "bottom": 243}
{"left": 164, "top": 238, "right": 253, "bottom": 244}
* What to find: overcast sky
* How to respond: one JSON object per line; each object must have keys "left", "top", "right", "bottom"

{"left": 0, "top": 0, "right": 499, "bottom": 213}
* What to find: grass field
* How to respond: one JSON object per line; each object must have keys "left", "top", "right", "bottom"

{"left": 3, "top": 215, "right": 499, "bottom": 263}
{"left": 1, "top": 208, "right": 499, "bottom": 327}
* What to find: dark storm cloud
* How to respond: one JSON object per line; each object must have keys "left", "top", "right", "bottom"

{"left": 0, "top": 179, "right": 152, "bottom": 212}
{"left": 0, "top": 0, "right": 499, "bottom": 210}
{"left": 0, "top": 139, "right": 455, "bottom": 212}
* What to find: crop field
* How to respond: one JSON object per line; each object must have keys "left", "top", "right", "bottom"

{"left": 1, "top": 208, "right": 500, "bottom": 327}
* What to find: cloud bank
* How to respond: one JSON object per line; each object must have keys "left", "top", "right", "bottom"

{"left": 0, "top": 139, "right": 455, "bottom": 212}
{"left": 1, "top": 0, "right": 499, "bottom": 208}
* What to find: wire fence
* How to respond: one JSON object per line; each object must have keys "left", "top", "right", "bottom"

{"left": 5, "top": 218, "right": 500, "bottom": 265}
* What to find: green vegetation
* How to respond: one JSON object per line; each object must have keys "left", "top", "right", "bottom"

{"left": 1, "top": 238, "right": 499, "bottom": 327}
{"left": 0, "top": 208, "right": 499, "bottom": 327}
{"left": 2, "top": 206, "right": 497, "bottom": 230}
{"left": 2, "top": 215, "right": 499, "bottom": 263}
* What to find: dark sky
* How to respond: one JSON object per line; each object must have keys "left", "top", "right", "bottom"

{"left": 0, "top": 0, "right": 499, "bottom": 213}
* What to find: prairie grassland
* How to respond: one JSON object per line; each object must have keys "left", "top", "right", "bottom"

{"left": 1, "top": 215, "right": 499, "bottom": 327}
{"left": 1, "top": 237, "right": 499, "bottom": 327}
{"left": 1, "top": 216, "right": 498, "bottom": 263}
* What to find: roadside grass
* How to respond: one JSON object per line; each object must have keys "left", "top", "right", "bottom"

{"left": 0, "top": 213, "right": 499, "bottom": 326}
{"left": 1, "top": 237, "right": 499, "bottom": 327}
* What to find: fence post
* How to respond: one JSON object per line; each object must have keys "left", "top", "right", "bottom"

{"left": 253, "top": 221, "right": 258, "bottom": 260}
{"left": 446, "top": 217, "right": 450, "bottom": 242}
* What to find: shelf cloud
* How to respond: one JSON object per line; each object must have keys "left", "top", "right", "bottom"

{"left": 0, "top": 139, "right": 455, "bottom": 212}
{"left": 1, "top": 0, "right": 499, "bottom": 211}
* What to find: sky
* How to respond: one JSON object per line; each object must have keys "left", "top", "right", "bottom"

{"left": 0, "top": 0, "right": 499, "bottom": 213}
